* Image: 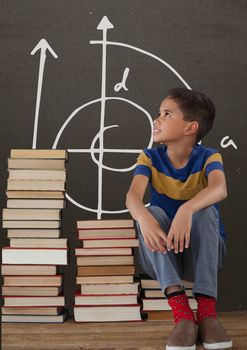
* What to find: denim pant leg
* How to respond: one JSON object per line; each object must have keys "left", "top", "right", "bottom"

{"left": 136, "top": 206, "right": 184, "bottom": 294}
{"left": 182, "top": 206, "right": 227, "bottom": 299}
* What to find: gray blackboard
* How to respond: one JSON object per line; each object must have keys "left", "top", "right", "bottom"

{"left": 1, "top": 0, "right": 247, "bottom": 315}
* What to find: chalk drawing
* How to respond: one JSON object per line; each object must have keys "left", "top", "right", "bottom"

{"left": 221, "top": 136, "right": 237, "bottom": 150}
{"left": 31, "top": 39, "right": 58, "bottom": 149}
{"left": 114, "top": 67, "right": 130, "bottom": 92}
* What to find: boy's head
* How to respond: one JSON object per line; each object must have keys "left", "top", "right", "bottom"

{"left": 164, "top": 88, "right": 215, "bottom": 144}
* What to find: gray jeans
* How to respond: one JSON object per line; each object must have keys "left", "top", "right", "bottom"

{"left": 136, "top": 205, "right": 227, "bottom": 298}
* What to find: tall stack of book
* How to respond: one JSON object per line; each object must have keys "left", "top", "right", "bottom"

{"left": 74, "top": 219, "right": 142, "bottom": 322}
{"left": 1, "top": 149, "right": 68, "bottom": 323}
{"left": 140, "top": 276, "right": 197, "bottom": 321}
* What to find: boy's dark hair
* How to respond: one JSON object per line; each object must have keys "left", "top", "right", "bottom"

{"left": 166, "top": 88, "right": 215, "bottom": 144}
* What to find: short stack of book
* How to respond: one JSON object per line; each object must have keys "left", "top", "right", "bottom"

{"left": 74, "top": 219, "right": 142, "bottom": 322}
{"left": 140, "top": 276, "right": 197, "bottom": 321}
{"left": 1, "top": 149, "right": 68, "bottom": 323}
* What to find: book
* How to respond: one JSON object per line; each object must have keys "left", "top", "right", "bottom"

{"left": 76, "top": 275, "right": 134, "bottom": 284}
{"left": 2, "top": 312, "right": 67, "bottom": 323}
{"left": 7, "top": 199, "right": 65, "bottom": 209}
{"left": 76, "top": 256, "right": 134, "bottom": 266}
{"left": 6, "top": 191, "right": 65, "bottom": 199}
{"left": 7, "top": 180, "right": 65, "bottom": 191}
{"left": 2, "top": 306, "right": 63, "bottom": 315}
{"left": 80, "top": 283, "right": 139, "bottom": 295}
{"left": 3, "top": 295, "right": 65, "bottom": 307}
{"left": 74, "top": 305, "right": 141, "bottom": 322}
{"left": 1, "top": 265, "right": 57, "bottom": 276}
{"left": 2, "top": 286, "right": 62, "bottom": 296}
{"left": 8, "top": 170, "right": 66, "bottom": 181}
{"left": 77, "top": 219, "right": 134, "bottom": 229}
{"left": 142, "top": 298, "right": 197, "bottom": 311}
{"left": 10, "top": 149, "right": 68, "bottom": 160}
{"left": 77, "top": 265, "right": 135, "bottom": 276}
{"left": 82, "top": 239, "right": 139, "bottom": 249}
{"left": 78, "top": 228, "right": 136, "bottom": 240}
{"left": 143, "top": 289, "right": 193, "bottom": 298}
{"left": 3, "top": 221, "right": 61, "bottom": 229}
{"left": 75, "top": 294, "right": 138, "bottom": 305}
{"left": 75, "top": 248, "right": 132, "bottom": 256}
{"left": 2, "top": 248, "right": 67, "bottom": 265}
{"left": 142, "top": 310, "right": 173, "bottom": 321}
{"left": 3, "top": 275, "right": 62, "bottom": 286}
{"left": 140, "top": 278, "right": 194, "bottom": 290}
{"left": 3, "top": 209, "right": 61, "bottom": 220}
{"left": 8, "top": 158, "right": 66, "bottom": 170}
{"left": 9, "top": 238, "right": 67, "bottom": 249}
{"left": 7, "top": 229, "right": 61, "bottom": 238}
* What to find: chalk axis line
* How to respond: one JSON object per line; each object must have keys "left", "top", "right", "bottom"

{"left": 31, "top": 16, "right": 192, "bottom": 219}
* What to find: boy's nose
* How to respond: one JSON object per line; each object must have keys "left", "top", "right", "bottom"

{"left": 154, "top": 116, "right": 160, "bottom": 125}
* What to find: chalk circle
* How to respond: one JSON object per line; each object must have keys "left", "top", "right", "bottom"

{"left": 52, "top": 96, "right": 153, "bottom": 213}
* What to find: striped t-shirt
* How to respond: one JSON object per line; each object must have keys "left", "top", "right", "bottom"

{"left": 133, "top": 144, "right": 227, "bottom": 240}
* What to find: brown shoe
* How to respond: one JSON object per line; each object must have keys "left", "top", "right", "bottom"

{"left": 166, "top": 319, "right": 198, "bottom": 350}
{"left": 198, "top": 317, "right": 233, "bottom": 349}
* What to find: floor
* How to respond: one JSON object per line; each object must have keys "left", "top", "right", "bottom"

{"left": 2, "top": 311, "right": 247, "bottom": 350}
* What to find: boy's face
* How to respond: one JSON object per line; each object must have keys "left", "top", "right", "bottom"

{"left": 153, "top": 97, "right": 193, "bottom": 144}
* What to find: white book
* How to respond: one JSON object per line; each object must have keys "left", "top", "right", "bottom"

{"left": 3, "top": 221, "right": 61, "bottom": 229}
{"left": 8, "top": 170, "right": 66, "bottom": 181}
{"left": 9, "top": 238, "right": 67, "bottom": 249}
{"left": 1, "top": 265, "right": 57, "bottom": 276}
{"left": 3, "top": 209, "right": 61, "bottom": 220}
{"left": 3, "top": 296, "right": 65, "bottom": 307}
{"left": 74, "top": 305, "right": 141, "bottom": 322}
{"left": 80, "top": 283, "right": 139, "bottom": 295}
{"left": 10, "top": 149, "right": 68, "bottom": 159}
{"left": 2, "top": 313, "right": 67, "bottom": 323}
{"left": 7, "top": 180, "right": 65, "bottom": 191}
{"left": 142, "top": 298, "right": 197, "bottom": 311}
{"left": 76, "top": 256, "right": 134, "bottom": 266}
{"left": 8, "top": 158, "right": 66, "bottom": 170}
{"left": 7, "top": 229, "right": 61, "bottom": 238}
{"left": 75, "top": 248, "right": 132, "bottom": 256}
{"left": 2, "top": 248, "right": 67, "bottom": 265}
{"left": 75, "top": 294, "right": 138, "bottom": 305}
{"left": 76, "top": 275, "right": 134, "bottom": 284}
{"left": 7, "top": 199, "right": 65, "bottom": 209}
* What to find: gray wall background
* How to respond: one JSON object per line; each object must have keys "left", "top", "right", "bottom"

{"left": 0, "top": 0, "right": 247, "bottom": 315}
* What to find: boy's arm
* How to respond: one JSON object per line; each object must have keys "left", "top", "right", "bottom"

{"left": 166, "top": 169, "right": 227, "bottom": 253}
{"left": 126, "top": 175, "right": 167, "bottom": 253}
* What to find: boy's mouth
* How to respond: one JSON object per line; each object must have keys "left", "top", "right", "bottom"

{"left": 153, "top": 128, "right": 161, "bottom": 134}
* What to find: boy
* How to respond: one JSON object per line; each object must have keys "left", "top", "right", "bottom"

{"left": 126, "top": 88, "right": 232, "bottom": 350}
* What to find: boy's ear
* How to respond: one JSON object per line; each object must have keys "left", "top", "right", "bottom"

{"left": 185, "top": 121, "right": 199, "bottom": 135}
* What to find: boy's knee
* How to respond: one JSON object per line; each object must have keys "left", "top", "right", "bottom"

{"left": 191, "top": 206, "right": 219, "bottom": 241}
{"left": 192, "top": 206, "right": 218, "bottom": 224}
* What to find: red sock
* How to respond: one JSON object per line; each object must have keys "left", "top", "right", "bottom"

{"left": 167, "top": 292, "right": 195, "bottom": 324}
{"left": 196, "top": 295, "right": 217, "bottom": 322}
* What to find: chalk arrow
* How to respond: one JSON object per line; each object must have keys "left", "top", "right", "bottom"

{"left": 31, "top": 38, "right": 58, "bottom": 58}
{"left": 30, "top": 39, "right": 58, "bottom": 149}
{"left": 97, "top": 16, "right": 114, "bottom": 31}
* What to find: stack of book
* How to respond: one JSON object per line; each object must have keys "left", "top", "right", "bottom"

{"left": 140, "top": 276, "right": 197, "bottom": 321}
{"left": 74, "top": 219, "right": 142, "bottom": 322}
{"left": 1, "top": 149, "right": 68, "bottom": 323}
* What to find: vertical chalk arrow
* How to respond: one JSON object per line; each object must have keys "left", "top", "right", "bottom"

{"left": 96, "top": 17, "right": 114, "bottom": 219}
{"left": 31, "top": 39, "right": 58, "bottom": 149}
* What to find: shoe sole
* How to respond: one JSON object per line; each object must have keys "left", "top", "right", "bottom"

{"left": 166, "top": 345, "right": 196, "bottom": 350}
{"left": 203, "top": 340, "right": 233, "bottom": 349}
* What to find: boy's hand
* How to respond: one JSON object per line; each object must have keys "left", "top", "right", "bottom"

{"left": 167, "top": 206, "right": 193, "bottom": 253}
{"left": 139, "top": 216, "right": 168, "bottom": 254}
